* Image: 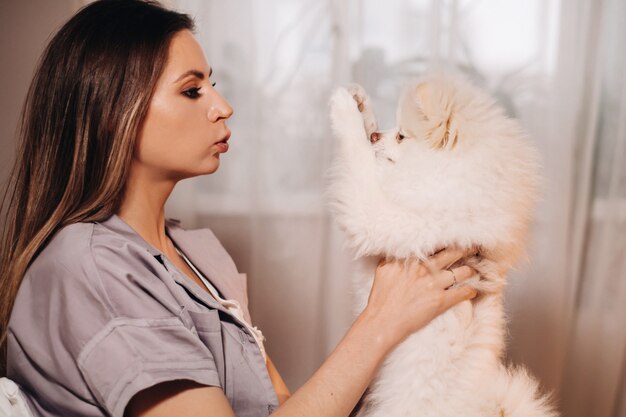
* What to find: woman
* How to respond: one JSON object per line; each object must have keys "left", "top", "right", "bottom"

{"left": 0, "top": 1, "right": 480, "bottom": 416}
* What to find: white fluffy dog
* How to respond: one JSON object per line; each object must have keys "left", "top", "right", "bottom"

{"left": 326, "top": 73, "right": 558, "bottom": 417}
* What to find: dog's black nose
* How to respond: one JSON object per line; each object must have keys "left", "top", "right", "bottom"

{"left": 370, "top": 132, "right": 381, "bottom": 144}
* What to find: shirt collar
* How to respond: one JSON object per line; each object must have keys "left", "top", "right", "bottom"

{"left": 97, "top": 213, "right": 180, "bottom": 257}
{"left": 96, "top": 213, "right": 234, "bottom": 314}
{"left": 97, "top": 215, "right": 222, "bottom": 294}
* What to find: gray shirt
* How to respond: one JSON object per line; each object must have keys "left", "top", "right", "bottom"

{"left": 7, "top": 214, "right": 280, "bottom": 417}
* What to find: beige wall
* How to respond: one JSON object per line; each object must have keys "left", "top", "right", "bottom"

{"left": 0, "top": 0, "right": 77, "bottom": 232}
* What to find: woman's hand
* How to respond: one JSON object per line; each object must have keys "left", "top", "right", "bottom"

{"left": 361, "top": 246, "right": 480, "bottom": 349}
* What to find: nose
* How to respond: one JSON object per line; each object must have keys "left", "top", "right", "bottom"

{"left": 207, "top": 93, "right": 234, "bottom": 122}
{"left": 370, "top": 132, "right": 381, "bottom": 144}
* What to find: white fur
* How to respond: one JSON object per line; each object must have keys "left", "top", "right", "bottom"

{"left": 326, "top": 73, "right": 557, "bottom": 417}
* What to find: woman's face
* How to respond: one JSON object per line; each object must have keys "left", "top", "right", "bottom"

{"left": 135, "top": 29, "right": 233, "bottom": 181}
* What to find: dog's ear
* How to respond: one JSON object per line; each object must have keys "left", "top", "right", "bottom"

{"left": 398, "top": 79, "right": 459, "bottom": 150}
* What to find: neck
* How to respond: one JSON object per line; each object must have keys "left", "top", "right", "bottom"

{"left": 117, "top": 163, "right": 177, "bottom": 253}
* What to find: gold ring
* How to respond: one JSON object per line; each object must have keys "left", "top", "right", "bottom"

{"left": 447, "top": 268, "right": 457, "bottom": 287}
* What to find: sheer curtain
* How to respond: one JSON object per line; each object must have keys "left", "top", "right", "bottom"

{"left": 162, "top": 0, "right": 625, "bottom": 415}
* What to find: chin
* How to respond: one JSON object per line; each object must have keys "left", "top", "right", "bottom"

{"left": 203, "top": 155, "right": 221, "bottom": 174}
{"left": 176, "top": 159, "right": 219, "bottom": 180}
{"left": 326, "top": 73, "right": 557, "bottom": 417}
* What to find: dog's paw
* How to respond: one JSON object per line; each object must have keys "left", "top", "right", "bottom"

{"left": 346, "top": 83, "right": 369, "bottom": 112}
{"left": 329, "top": 87, "right": 358, "bottom": 117}
{"left": 329, "top": 87, "right": 370, "bottom": 146}
{"left": 346, "top": 83, "right": 378, "bottom": 136}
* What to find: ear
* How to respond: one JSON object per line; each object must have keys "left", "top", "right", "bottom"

{"left": 398, "top": 80, "right": 459, "bottom": 150}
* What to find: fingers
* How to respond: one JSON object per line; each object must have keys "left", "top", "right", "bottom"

{"left": 425, "top": 246, "right": 478, "bottom": 272}
{"left": 438, "top": 265, "right": 477, "bottom": 289}
{"left": 381, "top": 251, "right": 478, "bottom": 283}
{"left": 442, "top": 285, "right": 478, "bottom": 310}
{"left": 377, "top": 252, "right": 480, "bottom": 291}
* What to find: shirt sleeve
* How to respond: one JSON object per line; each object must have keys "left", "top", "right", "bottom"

{"left": 77, "top": 316, "right": 220, "bottom": 417}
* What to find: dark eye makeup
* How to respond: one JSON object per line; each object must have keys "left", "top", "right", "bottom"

{"left": 182, "top": 81, "right": 217, "bottom": 99}
{"left": 183, "top": 87, "right": 201, "bottom": 98}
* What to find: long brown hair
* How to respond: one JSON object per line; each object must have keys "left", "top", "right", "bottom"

{"left": 0, "top": 0, "right": 195, "bottom": 375}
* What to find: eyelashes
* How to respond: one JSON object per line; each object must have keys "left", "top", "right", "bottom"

{"left": 182, "top": 81, "right": 218, "bottom": 99}
{"left": 182, "top": 87, "right": 201, "bottom": 99}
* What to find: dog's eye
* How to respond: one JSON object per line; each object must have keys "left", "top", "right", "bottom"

{"left": 397, "top": 132, "right": 406, "bottom": 143}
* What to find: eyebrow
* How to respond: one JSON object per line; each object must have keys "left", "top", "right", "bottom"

{"left": 173, "top": 68, "right": 213, "bottom": 84}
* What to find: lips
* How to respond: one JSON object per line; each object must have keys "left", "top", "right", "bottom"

{"left": 214, "top": 130, "right": 231, "bottom": 153}
{"left": 215, "top": 130, "right": 231, "bottom": 145}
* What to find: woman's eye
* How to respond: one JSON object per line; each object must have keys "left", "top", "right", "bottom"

{"left": 182, "top": 87, "right": 201, "bottom": 99}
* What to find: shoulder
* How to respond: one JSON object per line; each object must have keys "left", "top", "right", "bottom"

{"left": 30, "top": 218, "right": 160, "bottom": 275}
{"left": 27, "top": 220, "right": 152, "bottom": 286}
{"left": 11, "top": 217, "right": 190, "bottom": 348}
{"left": 25, "top": 222, "right": 103, "bottom": 301}
{"left": 30, "top": 221, "right": 95, "bottom": 272}
{"left": 23, "top": 218, "right": 179, "bottom": 318}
